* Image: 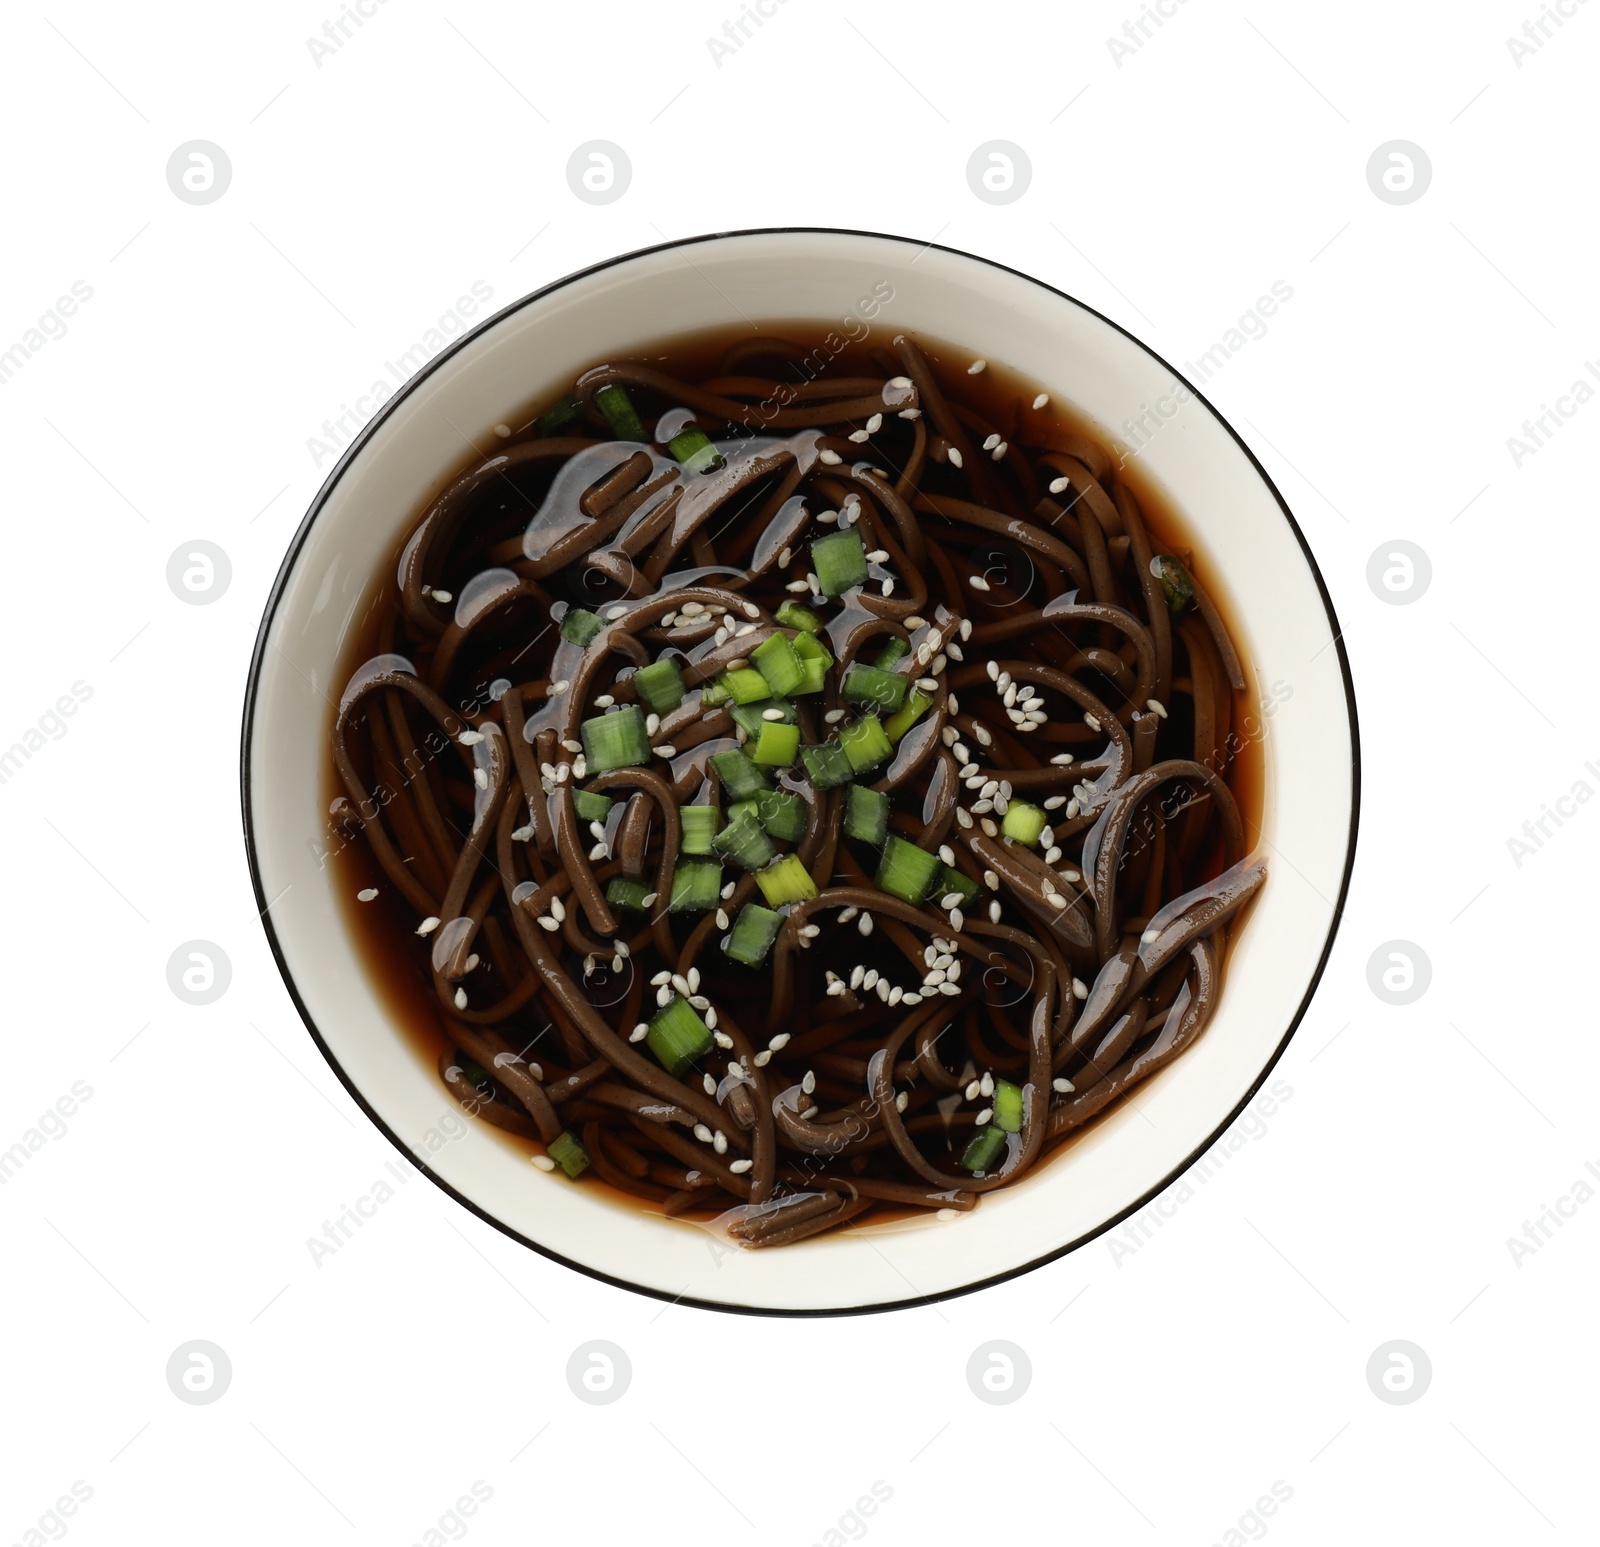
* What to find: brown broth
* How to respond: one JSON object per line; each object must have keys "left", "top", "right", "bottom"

{"left": 322, "top": 319, "right": 1266, "bottom": 1226}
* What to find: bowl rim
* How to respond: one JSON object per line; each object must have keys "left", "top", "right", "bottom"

{"left": 240, "top": 225, "right": 1361, "bottom": 1318}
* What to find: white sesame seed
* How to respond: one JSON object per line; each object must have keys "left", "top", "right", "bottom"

{"left": 818, "top": 449, "right": 842, "bottom": 465}
{"left": 652, "top": 744, "right": 677, "bottom": 758}
{"left": 982, "top": 433, "right": 1001, "bottom": 452}
{"left": 761, "top": 707, "right": 785, "bottom": 721}
{"left": 630, "top": 1023, "right": 649, "bottom": 1044}
{"left": 689, "top": 995, "right": 710, "bottom": 1010}
{"left": 656, "top": 984, "right": 672, "bottom": 1005}
{"left": 606, "top": 605, "right": 628, "bottom": 620}
{"left": 960, "top": 618, "right": 973, "bottom": 640}
{"left": 643, "top": 892, "right": 659, "bottom": 907}
{"left": 1147, "top": 698, "right": 1168, "bottom": 718}
{"left": 939, "top": 892, "right": 962, "bottom": 910}
{"left": 532, "top": 1154, "right": 557, "bottom": 1172}
{"left": 1073, "top": 977, "right": 1089, "bottom": 1000}
{"left": 948, "top": 447, "right": 965, "bottom": 469}
{"left": 472, "top": 767, "right": 488, "bottom": 790}
{"left": 721, "top": 881, "right": 737, "bottom": 899}
{"left": 645, "top": 713, "right": 661, "bottom": 736}
{"left": 651, "top": 970, "right": 671, "bottom": 986}
{"left": 967, "top": 359, "right": 987, "bottom": 375}
{"left": 850, "top": 965, "right": 866, "bottom": 989}
{"left": 917, "top": 676, "right": 938, "bottom": 692}
{"left": 753, "top": 1050, "right": 771, "bottom": 1067}
{"left": 785, "top": 579, "right": 810, "bottom": 593}
{"left": 705, "top": 1007, "right": 717, "bottom": 1029}
{"left": 888, "top": 986, "right": 904, "bottom": 1006}
{"left": 416, "top": 916, "right": 441, "bottom": 936}
{"left": 968, "top": 573, "right": 989, "bottom": 592}
{"left": 595, "top": 694, "right": 615, "bottom": 708}
{"left": 1033, "top": 392, "right": 1050, "bottom": 410}
{"left": 742, "top": 600, "right": 761, "bottom": 619}
{"left": 1083, "top": 714, "right": 1101, "bottom": 732}
{"left": 955, "top": 808, "right": 973, "bottom": 829}
{"left": 453, "top": 987, "right": 468, "bottom": 1009}
{"left": 949, "top": 907, "right": 965, "bottom": 931}
{"left": 941, "top": 725, "right": 960, "bottom": 746}
{"left": 672, "top": 972, "right": 692, "bottom": 996}
{"left": 1052, "top": 1077, "right": 1075, "bottom": 1093}
{"left": 865, "top": 413, "right": 884, "bottom": 433}
{"left": 551, "top": 679, "right": 569, "bottom": 695}
{"left": 986, "top": 660, "right": 999, "bottom": 682}
{"left": 988, "top": 900, "right": 1002, "bottom": 923}
{"left": 589, "top": 820, "right": 606, "bottom": 841}
{"left": 980, "top": 818, "right": 999, "bottom": 837}
{"left": 824, "top": 708, "right": 846, "bottom": 724}
{"left": 694, "top": 1123, "right": 713, "bottom": 1142}
{"left": 817, "top": 510, "right": 838, "bottom": 525}
{"left": 859, "top": 913, "right": 874, "bottom": 936}
{"left": 715, "top": 908, "right": 729, "bottom": 929}
{"left": 848, "top": 428, "right": 870, "bottom": 443}
{"left": 895, "top": 1090, "right": 910, "bottom": 1112}
{"left": 778, "top": 546, "right": 792, "bottom": 567}
{"left": 357, "top": 887, "right": 379, "bottom": 902}
{"left": 703, "top": 1073, "right": 718, "bottom": 1095}
{"left": 729, "top": 1158, "right": 753, "bottom": 1174}
{"left": 431, "top": 589, "right": 453, "bottom": 603}
{"left": 458, "top": 729, "right": 484, "bottom": 747}
{"left": 972, "top": 799, "right": 993, "bottom": 814}
{"left": 1044, "top": 795, "right": 1067, "bottom": 809}
{"left": 538, "top": 915, "right": 561, "bottom": 932}
{"left": 976, "top": 1108, "right": 993, "bottom": 1125}
{"left": 588, "top": 842, "right": 608, "bottom": 861}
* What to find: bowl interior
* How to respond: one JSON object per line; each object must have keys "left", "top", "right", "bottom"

{"left": 245, "top": 229, "right": 1354, "bottom": 1312}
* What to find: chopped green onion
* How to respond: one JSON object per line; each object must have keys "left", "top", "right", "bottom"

{"left": 726, "top": 798, "right": 761, "bottom": 825}
{"left": 873, "top": 635, "right": 911, "bottom": 670}
{"left": 1155, "top": 554, "right": 1194, "bottom": 614}
{"left": 700, "top": 676, "right": 733, "bottom": 707}
{"left": 791, "top": 631, "right": 831, "bottom": 666}
{"left": 838, "top": 714, "right": 893, "bottom": 774}
{"left": 750, "top": 632, "right": 806, "bottom": 697}
{"left": 959, "top": 1125, "right": 1008, "bottom": 1174}
{"left": 580, "top": 705, "right": 651, "bottom": 772}
{"left": 750, "top": 721, "right": 800, "bottom": 767}
{"left": 546, "top": 1130, "right": 591, "bottom": 1178}
{"left": 799, "top": 742, "right": 853, "bottom": 790}
{"left": 605, "top": 877, "right": 652, "bottom": 912}
{"left": 937, "top": 865, "right": 984, "bottom": 907}
{"left": 669, "top": 859, "right": 722, "bottom": 913}
{"left": 572, "top": 790, "right": 613, "bottom": 823}
{"left": 993, "top": 1079, "right": 1024, "bottom": 1133}
{"left": 1001, "top": 801, "right": 1047, "bottom": 847}
{"left": 775, "top": 600, "right": 825, "bottom": 634}
{"left": 678, "top": 805, "right": 721, "bottom": 855}
{"left": 646, "top": 996, "right": 713, "bottom": 1077}
{"left": 710, "top": 748, "right": 770, "bottom": 801}
{"left": 884, "top": 688, "right": 932, "bottom": 744}
{"left": 755, "top": 853, "right": 818, "bottom": 907}
{"left": 559, "top": 607, "right": 606, "bottom": 648}
{"left": 756, "top": 788, "right": 807, "bottom": 842}
{"left": 875, "top": 835, "right": 942, "bottom": 905}
{"left": 811, "top": 529, "right": 869, "bottom": 596}
{"left": 537, "top": 393, "right": 585, "bottom": 435}
{"left": 793, "top": 646, "right": 832, "bottom": 694}
{"left": 595, "top": 383, "right": 645, "bottom": 441}
{"left": 842, "top": 663, "right": 908, "bottom": 713}
{"left": 712, "top": 808, "right": 776, "bottom": 872}
{"left": 844, "top": 784, "right": 890, "bottom": 846}
{"left": 459, "top": 1054, "right": 494, "bottom": 1088}
{"left": 632, "top": 659, "right": 686, "bottom": 716}
{"left": 724, "top": 902, "right": 785, "bottom": 967}
{"left": 729, "top": 697, "right": 796, "bottom": 737}
{"left": 723, "top": 668, "right": 772, "bottom": 705}
{"left": 667, "top": 426, "right": 725, "bottom": 474}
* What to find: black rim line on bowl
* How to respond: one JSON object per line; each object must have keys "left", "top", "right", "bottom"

{"left": 240, "top": 225, "right": 1361, "bottom": 1319}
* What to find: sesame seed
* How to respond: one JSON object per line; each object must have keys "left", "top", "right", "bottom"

{"left": 1083, "top": 714, "right": 1101, "bottom": 732}
{"left": 537, "top": 916, "right": 560, "bottom": 932}
{"left": 694, "top": 1124, "right": 713, "bottom": 1142}
{"left": 432, "top": 590, "right": 453, "bottom": 603}
{"left": 939, "top": 844, "right": 956, "bottom": 864}
{"left": 742, "top": 601, "right": 761, "bottom": 619}
{"left": 705, "top": 1006, "right": 718, "bottom": 1028}
{"left": 849, "top": 429, "right": 870, "bottom": 443}
{"left": 824, "top": 708, "right": 846, "bottom": 724}
{"left": 551, "top": 679, "right": 569, "bottom": 695}
{"left": 1142, "top": 928, "right": 1161, "bottom": 944}
{"left": 955, "top": 808, "right": 973, "bottom": 828}
{"left": 672, "top": 972, "right": 692, "bottom": 995}
{"left": 458, "top": 729, "right": 484, "bottom": 746}
{"left": 988, "top": 900, "right": 1002, "bottom": 922}
{"left": 643, "top": 892, "right": 659, "bottom": 907}
{"left": 652, "top": 744, "right": 677, "bottom": 758}
{"left": 472, "top": 768, "right": 488, "bottom": 790}
{"left": 972, "top": 799, "right": 993, "bottom": 814}
{"left": 752, "top": 1050, "right": 771, "bottom": 1067}
{"left": 721, "top": 881, "right": 737, "bottom": 899}
{"left": 859, "top": 912, "right": 874, "bottom": 936}
{"left": 1147, "top": 698, "right": 1168, "bottom": 718}
{"left": 1048, "top": 476, "right": 1070, "bottom": 494}
{"left": 689, "top": 995, "right": 711, "bottom": 1009}
{"left": 416, "top": 916, "right": 441, "bottom": 936}
{"left": 703, "top": 1073, "right": 718, "bottom": 1095}
{"left": 1033, "top": 393, "right": 1050, "bottom": 410}
{"left": 785, "top": 579, "right": 810, "bottom": 593}
{"left": 819, "top": 449, "right": 842, "bottom": 465}
{"left": 645, "top": 713, "right": 661, "bottom": 736}
{"left": 980, "top": 818, "right": 999, "bottom": 837}
{"left": 452, "top": 987, "right": 468, "bottom": 1009}
{"left": 606, "top": 605, "right": 628, "bottom": 620}
{"left": 941, "top": 726, "right": 960, "bottom": 747}
{"left": 656, "top": 984, "right": 671, "bottom": 1005}
{"left": 895, "top": 1091, "right": 909, "bottom": 1112}
{"left": 939, "top": 892, "right": 962, "bottom": 910}
{"left": 532, "top": 1154, "right": 557, "bottom": 1172}
{"left": 850, "top": 965, "right": 866, "bottom": 989}
{"left": 917, "top": 676, "right": 938, "bottom": 692}
{"left": 949, "top": 447, "right": 965, "bottom": 469}
{"left": 881, "top": 578, "right": 895, "bottom": 597}
{"left": 769, "top": 1032, "right": 791, "bottom": 1051}
{"left": 866, "top": 413, "right": 884, "bottom": 432}
{"left": 976, "top": 1108, "right": 993, "bottom": 1125}
{"left": 982, "top": 433, "right": 1001, "bottom": 452}
{"left": 1052, "top": 1077, "right": 1075, "bottom": 1093}
{"left": 778, "top": 546, "right": 792, "bottom": 567}
{"left": 588, "top": 842, "right": 607, "bottom": 861}
{"left": 802, "top": 1070, "right": 817, "bottom": 1094}
{"left": 1072, "top": 978, "right": 1089, "bottom": 1000}
{"left": 595, "top": 694, "right": 615, "bottom": 708}
{"left": 729, "top": 1158, "right": 753, "bottom": 1173}
{"left": 967, "top": 359, "right": 987, "bottom": 374}
{"left": 991, "top": 442, "right": 1008, "bottom": 461}
{"left": 949, "top": 908, "right": 965, "bottom": 931}
{"left": 357, "top": 887, "right": 379, "bottom": 902}
{"left": 715, "top": 908, "right": 729, "bottom": 929}
{"left": 968, "top": 573, "right": 989, "bottom": 592}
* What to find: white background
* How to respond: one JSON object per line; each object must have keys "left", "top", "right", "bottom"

{"left": 2, "top": 1, "right": 1595, "bottom": 1542}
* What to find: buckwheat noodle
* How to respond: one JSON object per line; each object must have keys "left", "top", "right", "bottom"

{"left": 330, "top": 330, "right": 1266, "bottom": 1249}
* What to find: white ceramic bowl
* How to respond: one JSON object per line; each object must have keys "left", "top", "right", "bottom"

{"left": 243, "top": 228, "right": 1357, "bottom": 1315}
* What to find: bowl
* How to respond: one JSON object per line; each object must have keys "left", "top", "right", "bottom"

{"left": 242, "top": 227, "right": 1358, "bottom": 1314}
